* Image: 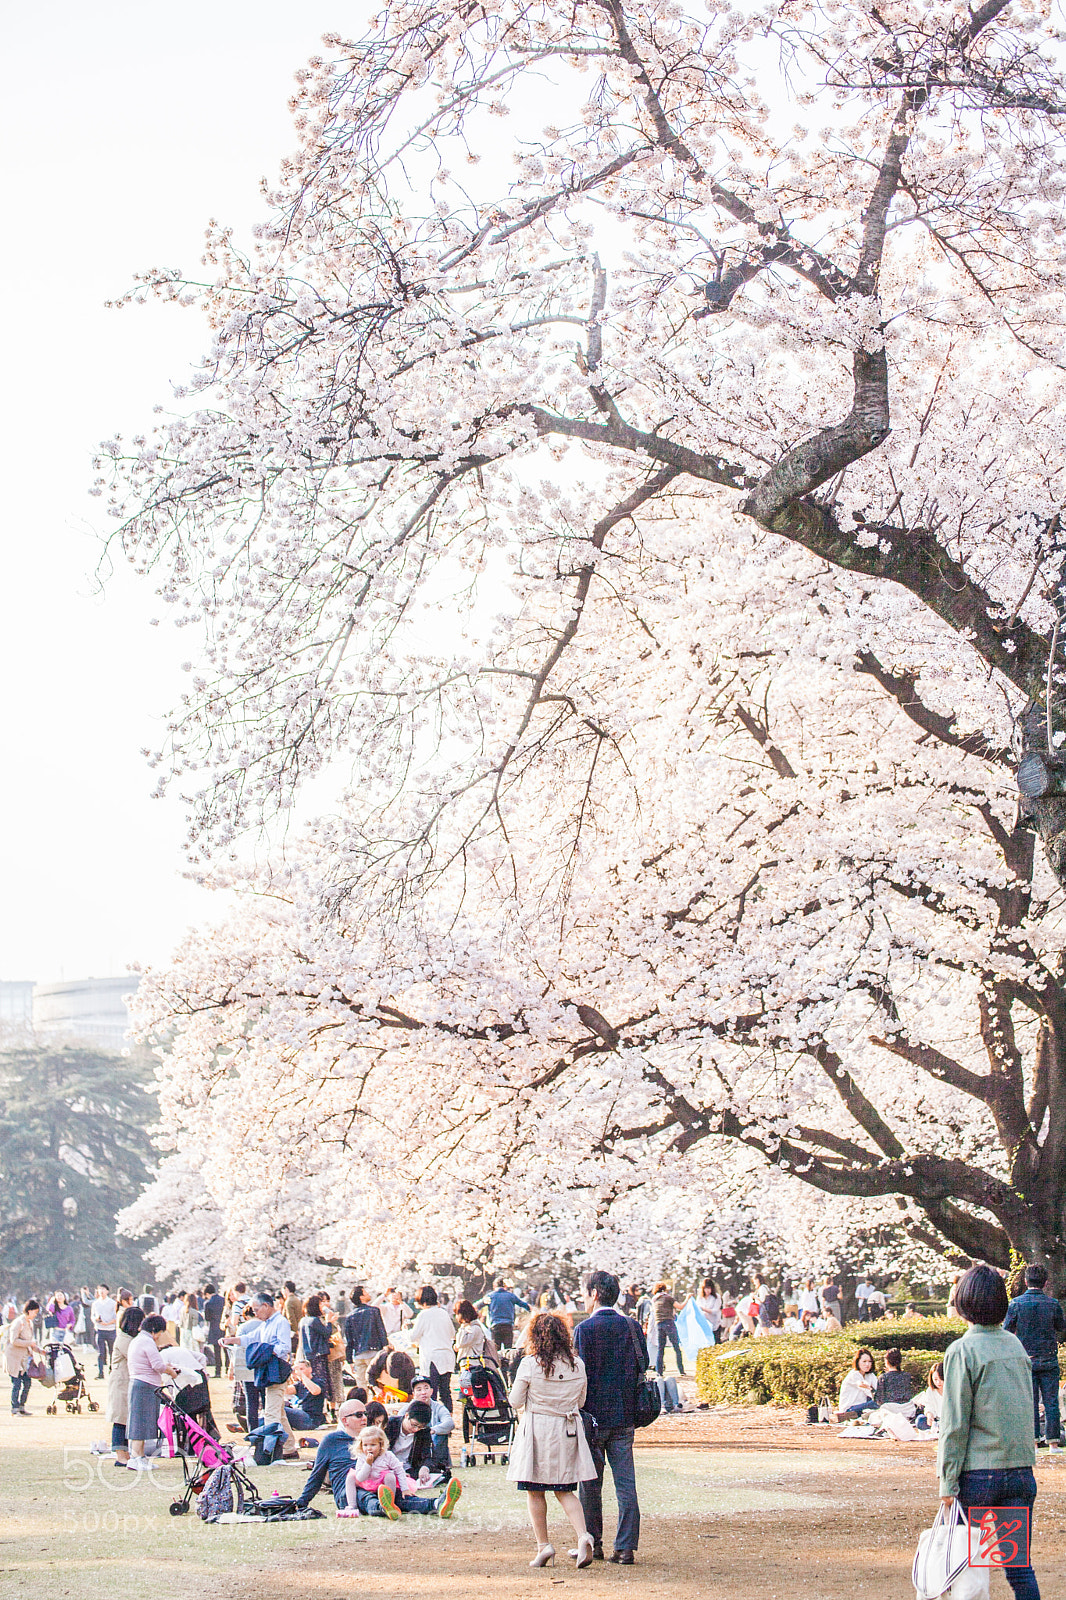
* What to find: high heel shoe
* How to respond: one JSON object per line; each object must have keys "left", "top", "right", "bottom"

{"left": 575, "top": 1534, "right": 595, "bottom": 1568}
{"left": 530, "top": 1544, "right": 556, "bottom": 1568}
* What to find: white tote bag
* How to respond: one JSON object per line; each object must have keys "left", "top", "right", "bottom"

{"left": 913, "top": 1500, "right": 971, "bottom": 1599}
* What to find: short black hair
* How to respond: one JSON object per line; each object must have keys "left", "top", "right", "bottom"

{"left": 365, "top": 1401, "right": 388, "bottom": 1428}
{"left": 586, "top": 1271, "right": 620, "bottom": 1306}
{"left": 283, "top": 1280, "right": 296, "bottom": 1293}
{"left": 406, "top": 1400, "right": 432, "bottom": 1428}
{"left": 142, "top": 1314, "right": 167, "bottom": 1334}
{"left": 954, "top": 1264, "right": 1009, "bottom": 1326}
{"left": 1026, "top": 1264, "right": 1049, "bottom": 1287}
{"left": 417, "top": 1285, "right": 438, "bottom": 1306}
{"left": 23, "top": 1299, "right": 40, "bottom": 1313}
{"left": 884, "top": 1346, "right": 902, "bottom": 1368}
{"left": 120, "top": 1306, "right": 145, "bottom": 1336}
{"left": 204, "top": 1284, "right": 217, "bottom": 1296}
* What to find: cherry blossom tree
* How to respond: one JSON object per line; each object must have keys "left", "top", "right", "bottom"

{"left": 120, "top": 526, "right": 1066, "bottom": 1279}
{"left": 99, "top": 2, "right": 1066, "bottom": 1274}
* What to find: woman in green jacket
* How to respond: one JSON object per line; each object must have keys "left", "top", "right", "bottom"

{"left": 937, "top": 1265, "right": 1039, "bottom": 1600}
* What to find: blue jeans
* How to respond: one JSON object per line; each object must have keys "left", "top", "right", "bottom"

{"left": 10, "top": 1372, "right": 30, "bottom": 1411}
{"left": 957, "top": 1467, "right": 1039, "bottom": 1600}
{"left": 580, "top": 1425, "right": 639, "bottom": 1553}
{"left": 649, "top": 1319, "right": 685, "bottom": 1376}
{"left": 842, "top": 1400, "right": 876, "bottom": 1418}
{"left": 656, "top": 1376, "right": 681, "bottom": 1412}
{"left": 95, "top": 1329, "right": 115, "bottom": 1378}
{"left": 1031, "top": 1365, "right": 1060, "bottom": 1442}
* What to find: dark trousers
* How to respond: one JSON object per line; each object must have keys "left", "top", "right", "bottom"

{"left": 958, "top": 1467, "right": 1039, "bottom": 1600}
{"left": 430, "top": 1431, "right": 453, "bottom": 1476}
{"left": 580, "top": 1425, "right": 639, "bottom": 1553}
{"left": 1032, "top": 1364, "right": 1060, "bottom": 1442}
{"left": 243, "top": 1380, "right": 261, "bottom": 1432}
{"left": 205, "top": 1327, "right": 223, "bottom": 1378}
{"left": 490, "top": 1323, "right": 515, "bottom": 1379}
{"left": 95, "top": 1328, "right": 115, "bottom": 1377}
{"left": 10, "top": 1372, "right": 30, "bottom": 1411}
{"left": 650, "top": 1317, "right": 685, "bottom": 1376}
{"left": 428, "top": 1363, "right": 452, "bottom": 1412}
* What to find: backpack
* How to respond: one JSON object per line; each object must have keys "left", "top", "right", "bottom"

{"left": 196, "top": 1464, "right": 245, "bottom": 1522}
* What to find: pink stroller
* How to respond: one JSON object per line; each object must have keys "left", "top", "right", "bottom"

{"left": 159, "top": 1382, "right": 259, "bottom": 1517}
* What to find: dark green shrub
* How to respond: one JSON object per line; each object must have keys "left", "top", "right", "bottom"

{"left": 853, "top": 1316, "right": 965, "bottom": 1353}
{"left": 696, "top": 1333, "right": 952, "bottom": 1406}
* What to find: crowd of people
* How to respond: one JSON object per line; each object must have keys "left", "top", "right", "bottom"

{"left": 4, "top": 1259, "right": 1064, "bottom": 1587}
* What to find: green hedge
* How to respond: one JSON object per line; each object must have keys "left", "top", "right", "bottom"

{"left": 696, "top": 1330, "right": 957, "bottom": 1406}
{"left": 847, "top": 1316, "right": 965, "bottom": 1353}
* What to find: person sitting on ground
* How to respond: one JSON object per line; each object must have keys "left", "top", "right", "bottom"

{"left": 341, "top": 1423, "right": 461, "bottom": 1520}
{"left": 293, "top": 1397, "right": 368, "bottom": 1510}
{"left": 837, "top": 1349, "right": 878, "bottom": 1420}
{"left": 284, "top": 1357, "right": 325, "bottom": 1434}
{"left": 875, "top": 1347, "right": 915, "bottom": 1406}
{"left": 364, "top": 1399, "right": 390, "bottom": 1430}
{"left": 385, "top": 1398, "right": 438, "bottom": 1483}
{"left": 408, "top": 1376, "right": 455, "bottom": 1476}
{"left": 913, "top": 1362, "right": 945, "bottom": 1429}
{"left": 367, "top": 1344, "right": 417, "bottom": 1403}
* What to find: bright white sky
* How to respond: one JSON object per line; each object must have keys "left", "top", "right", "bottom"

{"left": 0, "top": 0, "right": 369, "bottom": 983}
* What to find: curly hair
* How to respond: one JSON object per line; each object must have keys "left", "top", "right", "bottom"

{"left": 526, "top": 1311, "right": 576, "bottom": 1376}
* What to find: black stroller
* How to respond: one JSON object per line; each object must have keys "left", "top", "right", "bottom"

{"left": 44, "top": 1342, "right": 99, "bottom": 1415}
{"left": 458, "top": 1362, "right": 515, "bottom": 1466}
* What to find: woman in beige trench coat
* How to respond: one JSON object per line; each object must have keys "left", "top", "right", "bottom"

{"left": 506, "top": 1312, "right": 596, "bottom": 1569}
{"left": 107, "top": 1306, "right": 145, "bottom": 1464}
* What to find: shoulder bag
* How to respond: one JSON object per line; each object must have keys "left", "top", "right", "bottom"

{"left": 625, "top": 1316, "right": 662, "bottom": 1428}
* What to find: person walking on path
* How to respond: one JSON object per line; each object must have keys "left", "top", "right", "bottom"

{"left": 283, "top": 1281, "right": 304, "bottom": 1336}
{"left": 483, "top": 1279, "right": 530, "bottom": 1381}
{"left": 1004, "top": 1264, "right": 1066, "bottom": 1447}
{"left": 938, "top": 1264, "right": 1040, "bottom": 1600}
{"left": 90, "top": 1285, "right": 117, "bottom": 1379}
{"left": 648, "top": 1282, "right": 686, "bottom": 1377}
{"left": 507, "top": 1311, "right": 596, "bottom": 1569}
{"left": 573, "top": 1270, "right": 648, "bottom": 1566}
{"left": 6, "top": 1299, "right": 42, "bottom": 1415}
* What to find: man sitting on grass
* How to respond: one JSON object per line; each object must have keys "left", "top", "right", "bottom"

{"left": 294, "top": 1397, "right": 368, "bottom": 1510}
{"left": 408, "top": 1377, "right": 455, "bottom": 1478}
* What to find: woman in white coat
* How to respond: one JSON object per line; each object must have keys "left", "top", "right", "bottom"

{"left": 507, "top": 1311, "right": 597, "bottom": 1569}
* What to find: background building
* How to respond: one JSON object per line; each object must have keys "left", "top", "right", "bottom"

{"left": 0, "top": 975, "right": 140, "bottom": 1050}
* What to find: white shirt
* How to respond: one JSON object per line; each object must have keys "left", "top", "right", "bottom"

{"left": 378, "top": 1300, "right": 404, "bottom": 1336}
{"left": 91, "top": 1296, "right": 117, "bottom": 1331}
{"left": 797, "top": 1289, "right": 820, "bottom": 1314}
{"left": 696, "top": 1294, "right": 722, "bottom": 1330}
{"left": 410, "top": 1306, "right": 456, "bottom": 1374}
{"left": 238, "top": 1311, "right": 293, "bottom": 1358}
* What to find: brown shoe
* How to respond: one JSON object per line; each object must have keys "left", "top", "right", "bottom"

{"left": 609, "top": 1551, "right": 635, "bottom": 1565}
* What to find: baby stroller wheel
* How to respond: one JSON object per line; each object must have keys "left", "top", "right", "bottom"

{"left": 88, "top": 1401, "right": 100, "bottom": 1413}
{"left": 501, "top": 1453, "right": 509, "bottom": 1464}
{"left": 169, "top": 1501, "right": 189, "bottom": 1516}
{"left": 46, "top": 1403, "right": 57, "bottom": 1416}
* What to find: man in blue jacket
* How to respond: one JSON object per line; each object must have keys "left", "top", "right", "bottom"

{"left": 1004, "top": 1264, "right": 1066, "bottom": 1445}
{"left": 481, "top": 1279, "right": 530, "bottom": 1380}
{"left": 344, "top": 1286, "right": 389, "bottom": 1388}
{"left": 573, "top": 1269, "right": 648, "bottom": 1566}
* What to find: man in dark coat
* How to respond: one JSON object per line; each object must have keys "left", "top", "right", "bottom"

{"left": 344, "top": 1285, "right": 389, "bottom": 1388}
{"left": 1005, "top": 1263, "right": 1066, "bottom": 1444}
{"left": 573, "top": 1269, "right": 648, "bottom": 1566}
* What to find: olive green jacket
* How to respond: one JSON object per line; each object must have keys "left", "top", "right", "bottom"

{"left": 937, "top": 1323, "right": 1036, "bottom": 1498}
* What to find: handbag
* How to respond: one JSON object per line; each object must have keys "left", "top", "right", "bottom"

{"left": 913, "top": 1500, "right": 971, "bottom": 1600}
{"left": 625, "top": 1317, "right": 662, "bottom": 1429}
{"left": 327, "top": 1330, "right": 344, "bottom": 1362}
{"left": 27, "top": 1357, "right": 54, "bottom": 1386}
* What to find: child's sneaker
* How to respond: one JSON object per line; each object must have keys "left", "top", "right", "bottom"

{"left": 378, "top": 1485, "right": 402, "bottom": 1520}
{"left": 438, "top": 1479, "right": 462, "bottom": 1519}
